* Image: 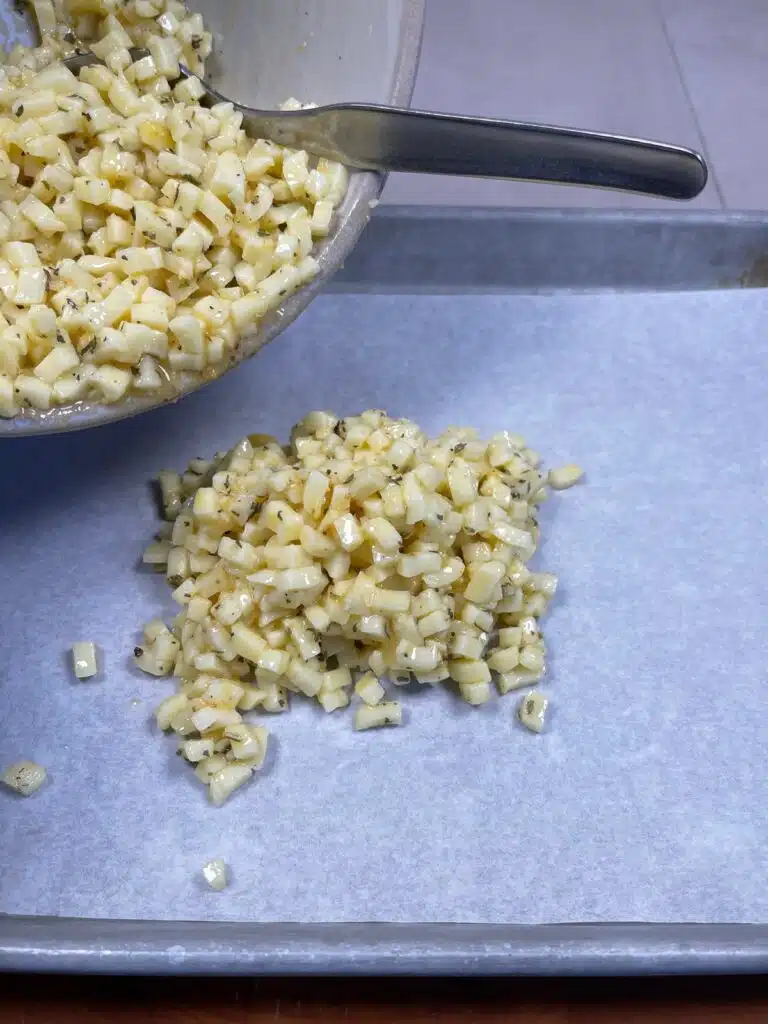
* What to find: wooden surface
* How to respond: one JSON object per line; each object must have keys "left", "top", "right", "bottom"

{"left": 2, "top": 976, "right": 768, "bottom": 1022}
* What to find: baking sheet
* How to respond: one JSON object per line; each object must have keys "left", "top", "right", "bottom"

{"left": 3, "top": 210, "right": 768, "bottom": 972}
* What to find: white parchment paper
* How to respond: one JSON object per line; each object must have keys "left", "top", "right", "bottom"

{"left": 2, "top": 288, "right": 768, "bottom": 924}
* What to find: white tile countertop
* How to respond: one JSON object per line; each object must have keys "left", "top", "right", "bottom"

{"left": 383, "top": 0, "right": 768, "bottom": 209}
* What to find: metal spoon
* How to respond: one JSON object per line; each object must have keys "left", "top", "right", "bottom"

{"left": 64, "top": 49, "right": 707, "bottom": 201}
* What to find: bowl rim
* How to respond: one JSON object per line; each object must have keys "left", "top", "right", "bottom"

{"left": 2, "top": 0, "right": 426, "bottom": 438}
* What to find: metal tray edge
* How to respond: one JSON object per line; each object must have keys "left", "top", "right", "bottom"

{"left": 331, "top": 205, "right": 768, "bottom": 293}
{"left": 4, "top": 920, "right": 768, "bottom": 975}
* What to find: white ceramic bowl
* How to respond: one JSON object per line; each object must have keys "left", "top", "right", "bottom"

{"left": 0, "top": 0, "right": 424, "bottom": 435}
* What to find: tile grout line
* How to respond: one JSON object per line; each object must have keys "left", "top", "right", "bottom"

{"left": 652, "top": 0, "right": 726, "bottom": 209}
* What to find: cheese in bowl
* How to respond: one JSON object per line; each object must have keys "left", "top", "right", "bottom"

{"left": 0, "top": 1, "right": 347, "bottom": 419}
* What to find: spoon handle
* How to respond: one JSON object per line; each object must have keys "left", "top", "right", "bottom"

{"left": 62, "top": 51, "right": 707, "bottom": 201}
{"left": 252, "top": 104, "right": 708, "bottom": 201}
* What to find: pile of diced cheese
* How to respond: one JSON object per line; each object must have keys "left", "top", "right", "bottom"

{"left": 137, "top": 410, "right": 582, "bottom": 804}
{"left": 0, "top": 0, "right": 346, "bottom": 417}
